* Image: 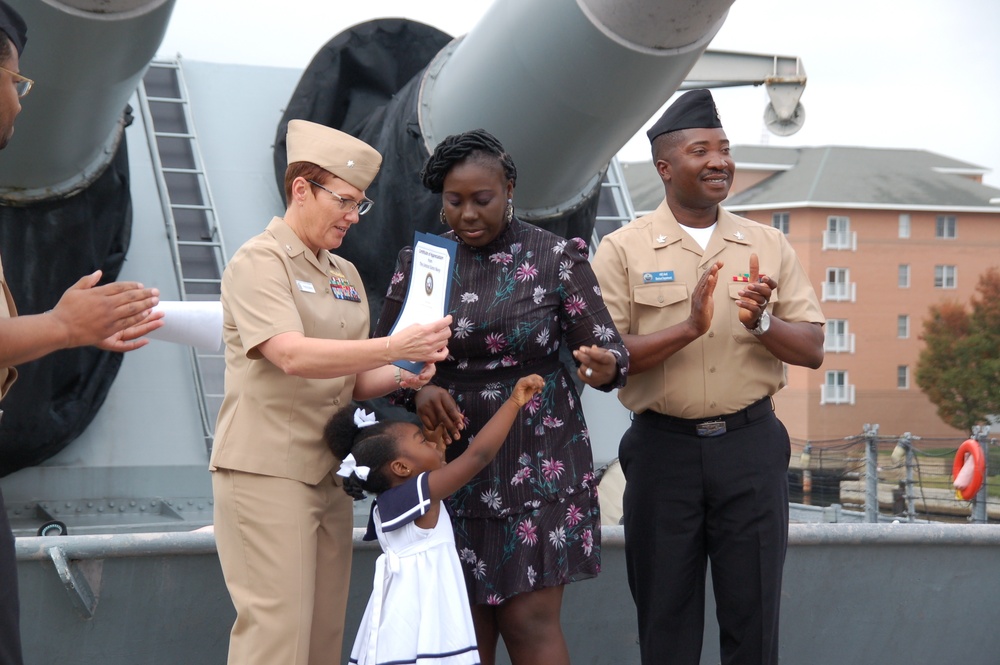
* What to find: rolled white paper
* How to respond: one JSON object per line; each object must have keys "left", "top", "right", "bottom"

{"left": 147, "top": 300, "right": 223, "bottom": 352}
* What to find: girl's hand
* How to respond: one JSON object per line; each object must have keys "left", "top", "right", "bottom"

{"left": 510, "top": 374, "right": 544, "bottom": 407}
{"left": 415, "top": 385, "right": 465, "bottom": 444}
{"left": 424, "top": 423, "right": 449, "bottom": 456}
{"left": 572, "top": 345, "right": 618, "bottom": 387}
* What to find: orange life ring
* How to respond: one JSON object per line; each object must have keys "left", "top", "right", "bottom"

{"left": 952, "top": 438, "right": 986, "bottom": 501}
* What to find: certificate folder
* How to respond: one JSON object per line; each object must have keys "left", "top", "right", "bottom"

{"left": 387, "top": 232, "right": 457, "bottom": 374}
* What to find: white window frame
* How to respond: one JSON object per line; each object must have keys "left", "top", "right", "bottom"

{"left": 898, "top": 264, "right": 910, "bottom": 288}
{"left": 824, "top": 319, "right": 855, "bottom": 353}
{"left": 897, "top": 315, "right": 910, "bottom": 339}
{"left": 821, "top": 370, "right": 855, "bottom": 405}
{"left": 934, "top": 265, "right": 957, "bottom": 289}
{"left": 897, "top": 365, "right": 910, "bottom": 390}
{"left": 936, "top": 215, "right": 957, "bottom": 239}
{"left": 898, "top": 213, "right": 911, "bottom": 239}
{"left": 772, "top": 212, "right": 790, "bottom": 235}
{"left": 823, "top": 215, "right": 857, "bottom": 251}
{"left": 822, "top": 267, "right": 856, "bottom": 302}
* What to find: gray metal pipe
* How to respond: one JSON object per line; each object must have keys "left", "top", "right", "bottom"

{"left": 17, "top": 523, "right": 1000, "bottom": 562}
{"left": 418, "top": 0, "right": 734, "bottom": 218}
{"left": 0, "top": 0, "right": 176, "bottom": 203}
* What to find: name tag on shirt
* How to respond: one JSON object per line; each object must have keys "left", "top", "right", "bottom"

{"left": 296, "top": 280, "right": 316, "bottom": 293}
{"left": 642, "top": 271, "right": 675, "bottom": 283}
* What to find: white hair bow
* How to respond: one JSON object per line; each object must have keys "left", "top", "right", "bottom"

{"left": 354, "top": 408, "right": 378, "bottom": 429}
{"left": 337, "top": 453, "right": 370, "bottom": 481}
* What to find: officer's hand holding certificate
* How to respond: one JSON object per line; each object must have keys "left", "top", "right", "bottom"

{"left": 388, "top": 232, "right": 457, "bottom": 373}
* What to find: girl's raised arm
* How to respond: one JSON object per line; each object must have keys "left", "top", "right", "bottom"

{"left": 427, "top": 374, "right": 544, "bottom": 500}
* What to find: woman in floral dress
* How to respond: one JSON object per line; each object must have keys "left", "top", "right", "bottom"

{"left": 374, "top": 129, "right": 629, "bottom": 665}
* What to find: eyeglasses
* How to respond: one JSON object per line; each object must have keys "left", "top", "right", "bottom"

{"left": 307, "top": 180, "right": 374, "bottom": 215}
{"left": 0, "top": 65, "right": 32, "bottom": 98}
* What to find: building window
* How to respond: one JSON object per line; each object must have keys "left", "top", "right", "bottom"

{"left": 934, "top": 265, "right": 957, "bottom": 289}
{"left": 825, "top": 319, "right": 855, "bottom": 353}
{"left": 897, "top": 365, "right": 910, "bottom": 390}
{"left": 822, "top": 267, "right": 855, "bottom": 302}
{"left": 936, "top": 215, "right": 957, "bottom": 239}
{"left": 897, "top": 315, "right": 910, "bottom": 339}
{"left": 772, "top": 212, "right": 789, "bottom": 234}
{"left": 898, "top": 213, "right": 910, "bottom": 239}
{"left": 821, "top": 370, "right": 854, "bottom": 405}
{"left": 898, "top": 264, "right": 910, "bottom": 288}
{"left": 823, "top": 216, "right": 855, "bottom": 250}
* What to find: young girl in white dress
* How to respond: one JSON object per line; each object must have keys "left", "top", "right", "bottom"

{"left": 325, "top": 374, "right": 544, "bottom": 665}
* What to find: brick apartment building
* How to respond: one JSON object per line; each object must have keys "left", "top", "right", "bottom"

{"left": 621, "top": 146, "right": 1000, "bottom": 443}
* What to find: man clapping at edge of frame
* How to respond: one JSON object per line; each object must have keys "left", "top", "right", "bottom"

{"left": 0, "top": 3, "right": 164, "bottom": 664}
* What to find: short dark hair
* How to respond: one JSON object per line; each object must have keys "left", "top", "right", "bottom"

{"left": 420, "top": 128, "right": 517, "bottom": 194}
{"left": 651, "top": 129, "right": 686, "bottom": 162}
{"left": 0, "top": 33, "right": 11, "bottom": 63}
{"left": 283, "top": 162, "right": 334, "bottom": 205}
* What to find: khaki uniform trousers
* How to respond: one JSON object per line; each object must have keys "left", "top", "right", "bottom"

{"left": 213, "top": 468, "right": 353, "bottom": 665}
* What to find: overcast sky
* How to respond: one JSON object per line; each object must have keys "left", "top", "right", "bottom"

{"left": 157, "top": 0, "right": 1000, "bottom": 188}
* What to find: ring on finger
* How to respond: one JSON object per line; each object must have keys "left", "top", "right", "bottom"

{"left": 585, "top": 367, "right": 593, "bottom": 378}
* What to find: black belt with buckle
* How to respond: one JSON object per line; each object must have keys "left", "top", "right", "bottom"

{"left": 637, "top": 396, "right": 774, "bottom": 438}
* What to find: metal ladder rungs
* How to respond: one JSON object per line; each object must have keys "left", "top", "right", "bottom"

{"left": 161, "top": 167, "right": 205, "bottom": 175}
{"left": 176, "top": 239, "right": 222, "bottom": 248}
{"left": 140, "top": 58, "right": 230, "bottom": 450}
{"left": 145, "top": 95, "right": 185, "bottom": 104}
{"left": 170, "top": 203, "right": 213, "bottom": 211}
{"left": 155, "top": 131, "right": 197, "bottom": 140}
{"left": 591, "top": 156, "right": 637, "bottom": 252}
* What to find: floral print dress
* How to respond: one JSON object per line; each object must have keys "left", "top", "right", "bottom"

{"left": 375, "top": 218, "right": 628, "bottom": 604}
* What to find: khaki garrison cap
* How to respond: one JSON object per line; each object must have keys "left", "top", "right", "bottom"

{"left": 286, "top": 119, "right": 382, "bottom": 191}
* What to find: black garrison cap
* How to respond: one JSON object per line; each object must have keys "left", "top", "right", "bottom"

{"left": 0, "top": 0, "right": 26, "bottom": 56}
{"left": 646, "top": 89, "right": 722, "bottom": 143}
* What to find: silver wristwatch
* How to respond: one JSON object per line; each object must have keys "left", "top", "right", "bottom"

{"left": 748, "top": 310, "right": 771, "bottom": 336}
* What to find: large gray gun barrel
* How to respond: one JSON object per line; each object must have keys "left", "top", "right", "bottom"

{"left": 277, "top": 0, "right": 735, "bottom": 322}
{"left": 419, "top": 0, "right": 734, "bottom": 218}
{"left": 0, "top": 0, "right": 175, "bottom": 203}
{"left": 0, "top": 0, "right": 176, "bottom": 476}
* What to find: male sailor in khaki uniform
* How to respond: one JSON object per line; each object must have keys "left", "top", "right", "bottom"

{"left": 592, "top": 89, "right": 825, "bottom": 665}
{"left": 210, "top": 119, "right": 451, "bottom": 665}
{"left": 0, "top": 5, "right": 162, "bottom": 664}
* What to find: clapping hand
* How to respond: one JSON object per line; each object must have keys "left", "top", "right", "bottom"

{"left": 736, "top": 254, "right": 776, "bottom": 328}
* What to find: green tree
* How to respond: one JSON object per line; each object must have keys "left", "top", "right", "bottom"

{"left": 916, "top": 268, "right": 1000, "bottom": 431}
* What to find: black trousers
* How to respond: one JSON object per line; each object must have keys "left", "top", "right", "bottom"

{"left": 619, "top": 402, "right": 789, "bottom": 665}
{"left": 0, "top": 488, "right": 22, "bottom": 665}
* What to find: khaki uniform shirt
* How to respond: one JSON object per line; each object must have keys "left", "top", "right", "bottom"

{"left": 210, "top": 218, "right": 369, "bottom": 485}
{"left": 0, "top": 253, "right": 18, "bottom": 401}
{"left": 592, "top": 200, "right": 824, "bottom": 419}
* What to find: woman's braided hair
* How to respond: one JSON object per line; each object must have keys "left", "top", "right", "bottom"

{"left": 420, "top": 128, "right": 517, "bottom": 194}
{"left": 323, "top": 405, "right": 400, "bottom": 499}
